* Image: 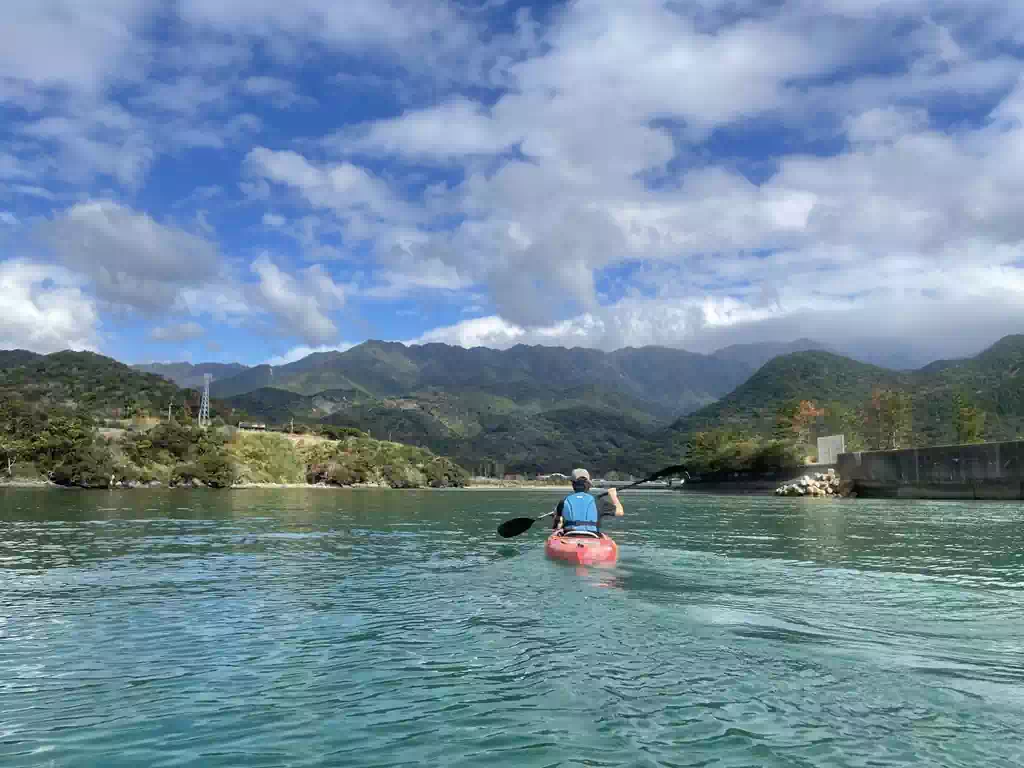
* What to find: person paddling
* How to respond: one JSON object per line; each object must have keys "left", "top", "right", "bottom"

{"left": 552, "top": 468, "right": 623, "bottom": 536}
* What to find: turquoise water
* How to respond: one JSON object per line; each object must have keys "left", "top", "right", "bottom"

{"left": 2, "top": 488, "right": 1023, "bottom": 767}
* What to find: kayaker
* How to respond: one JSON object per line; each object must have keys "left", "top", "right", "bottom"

{"left": 552, "top": 468, "right": 623, "bottom": 536}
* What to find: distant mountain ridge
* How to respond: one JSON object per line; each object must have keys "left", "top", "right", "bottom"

{"left": 0, "top": 349, "right": 42, "bottom": 369}
{"left": 205, "top": 340, "right": 761, "bottom": 474}
{"left": 207, "top": 340, "right": 757, "bottom": 416}
{"left": 132, "top": 362, "right": 250, "bottom": 390}
{"left": 709, "top": 338, "right": 835, "bottom": 370}
{"left": 6, "top": 333, "right": 1023, "bottom": 475}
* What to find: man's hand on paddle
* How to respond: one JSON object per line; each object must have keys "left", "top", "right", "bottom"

{"left": 607, "top": 487, "right": 624, "bottom": 516}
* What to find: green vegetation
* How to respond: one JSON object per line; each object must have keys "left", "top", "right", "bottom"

{"left": 0, "top": 351, "right": 469, "bottom": 489}
{"left": 682, "top": 429, "right": 804, "bottom": 474}
{"left": 6, "top": 334, "right": 1024, "bottom": 482}
{"left": 302, "top": 436, "right": 468, "bottom": 488}
{"left": 207, "top": 341, "right": 761, "bottom": 475}
{"left": 665, "top": 336, "right": 1024, "bottom": 469}
{"left": 1, "top": 405, "right": 469, "bottom": 489}
{"left": 953, "top": 391, "right": 986, "bottom": 444}
{"left": 227, "top": 432, "right": 306, "bottom": 484}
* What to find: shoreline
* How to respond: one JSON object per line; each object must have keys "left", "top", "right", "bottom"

{"left": 1, "top": 478, "right": 577, "bottom": 491}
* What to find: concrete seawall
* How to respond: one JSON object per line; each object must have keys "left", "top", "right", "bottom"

{"left": 836, "top": 441, "right": 1024, "bottom": 500}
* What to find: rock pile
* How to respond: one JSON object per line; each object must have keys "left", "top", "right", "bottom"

{"left": 775, "top": 468, "right": 842, "bottom": 497}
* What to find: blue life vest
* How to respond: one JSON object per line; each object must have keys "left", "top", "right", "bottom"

{"left": 560, "top": 492, "right": 599, "bottom": 533}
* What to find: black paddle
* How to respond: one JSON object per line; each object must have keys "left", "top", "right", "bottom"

{"left": 495, "top": 464, "right": 690, "bottom": 539}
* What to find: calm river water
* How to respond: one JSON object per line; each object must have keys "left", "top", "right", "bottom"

{"left": 2, "top": 488, "right": 1022, "bottom": 767}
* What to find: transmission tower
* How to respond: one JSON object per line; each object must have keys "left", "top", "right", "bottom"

{"left": 199, "top": 373, "right": 211, "bottom": 428}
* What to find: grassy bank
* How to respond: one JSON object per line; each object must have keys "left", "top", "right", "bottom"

{"left": 1, "top": 396, "right": 470, "bottom": 490}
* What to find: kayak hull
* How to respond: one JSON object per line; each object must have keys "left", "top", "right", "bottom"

{"left": 545, "top": 533, "right": 618, "bottom": 565}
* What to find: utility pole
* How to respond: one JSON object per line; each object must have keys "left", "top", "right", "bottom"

{"left": 167, "top": 402, "right": 172, "bottom": 423}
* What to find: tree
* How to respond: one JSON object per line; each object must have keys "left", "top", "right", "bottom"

{"left": 0, "top": 436, "right": 24, "bottom": 477}
{"left": 867, "top": 388, "right": 913, "bottom": 450}
{"left": 821, "top": 401, "right": 865, "bottom": 452}
{"left": 774, "top": 399, "right": 825, "bottom": 454}
{"left": 953, "top": 392, "right": 986, "bottom": 444}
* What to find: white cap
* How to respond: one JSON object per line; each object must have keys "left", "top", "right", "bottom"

{"left": 571, "top": 468, "right": 591, "bottom": 481}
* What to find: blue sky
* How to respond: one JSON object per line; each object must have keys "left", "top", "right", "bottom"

{"left": 2, "top": 0, "right": 1024, "bottom": 367}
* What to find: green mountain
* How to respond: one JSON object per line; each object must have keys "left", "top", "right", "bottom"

{"left": 5, "top": 334, "right": 1024, "bottom": 479}
{"left": 0, "top": 350, "right": 42, "bottom": 369}
{"left": 667, "top": 335, "right": 1024, "bottom": 450}
{"left": 672, "top": 351, "right": 900, "bottom": 435}
{"left": 211, "top": 341, "right": 753, "bottom": 413}
{"left": 1, "top": 351, "right": 192, "bottom": 417}
{"left": 0, "top": 350, "right": 469, "bottom": 489}
{"left": 208, "top": 340, "right": 758, "bottom": 475}
{"left": 132, "top": 362, "right": 250, "bottom": 390}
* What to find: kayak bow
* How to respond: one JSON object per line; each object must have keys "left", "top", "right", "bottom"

{"left": 544, "top": 533, "right": 618, "bottom": 565}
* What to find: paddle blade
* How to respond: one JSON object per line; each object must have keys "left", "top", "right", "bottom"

{"left": 497, "top": 517, "right": 537, "bottom": 538}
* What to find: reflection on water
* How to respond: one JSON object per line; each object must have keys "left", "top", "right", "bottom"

{"left": 1, "top": 488, "right": 1023, "bottom": 767}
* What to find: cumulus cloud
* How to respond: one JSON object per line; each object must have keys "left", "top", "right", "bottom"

{"left": 0, "top": 260, "right": 100, "bottom": 352}
{"left": 0, "top": 0, "right": 149, "bottom": 95}
{"left": 38, "top": 200, "right": 222, "bottom": 313}
{"left": 336, "top": 98, "right": 520, "bottom": 160}
{"left": 313, "top": 0, "right": 1024, "bottom": 359}
{"left": 178, "top": 0, "right": 477, "bottom": 73}
{"left": 250, "top": 254, "right": 346, "bottom": 345}
{"left": 4, "top": 0, "right": 1024, "bottom": 363}
{"left": 244, "top": 148, "right": 408, "bottom": 234}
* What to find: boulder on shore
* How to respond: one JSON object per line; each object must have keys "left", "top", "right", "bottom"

{"left": 775, "top": 468, "right": 844, "bottom": 498}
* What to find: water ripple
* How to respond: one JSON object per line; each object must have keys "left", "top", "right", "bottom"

{"left": 2, "top": 490, "right": 1023, "bottom": 767}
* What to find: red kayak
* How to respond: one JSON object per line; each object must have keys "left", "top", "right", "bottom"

{"left": 545, "top": 532, "right": 618, "bottom": 565}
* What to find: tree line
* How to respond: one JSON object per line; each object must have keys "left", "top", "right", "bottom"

{"left": 682, "top": 387, "right": 990, "bottom": 474}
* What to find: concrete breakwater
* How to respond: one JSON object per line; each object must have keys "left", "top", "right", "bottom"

{"left": 836, "top": 440, "right": 1024, "bottom": 500}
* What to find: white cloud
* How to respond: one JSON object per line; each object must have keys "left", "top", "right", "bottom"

{"left": 264, "top": 342, "right": 356, "bottom": 366}
{"left": 250, "top": 254, "right": 346, "bottom": 345}
{"left": 412, "top": 267, "right": 1024, "bottom": 364}
{"left": 245, "top": 148, "right": 403, "bottom": 221}
{"left": 149, "top": 321, "right": 206, "bottom": 342}
{"left": 39, "top": 200, "right": 222, "bottom": 313}
{"left": 178, "top": 0, "right": 474, "bottom": 68}
{"left": 243, "top": 76, "right": 308, "bottom": 108}
{"left": 19, "top": 108, "right": 156, "bottom": 187}
{"left": 0, "top": 0, "right": 148, "bottom": 94}
{"left": 0, "top": 260, "right": 100, "bottom": 353}
{"left": 3, "top": 0, "right": 1024, "bottom": 363}
{"left": 0, "top": 212, "right": 17, "bottom": 228}
{"left": 338, "top": 98, "right": 519, "bottom": 160}
{"left": 306, "top": 1, "right": 1024, "bottom": 356}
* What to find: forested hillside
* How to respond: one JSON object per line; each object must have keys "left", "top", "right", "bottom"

{"left": 667, "top": 336, "right": 1024, "bottom": 474}
{"left": 0, "top": 351, "right": 468, "bottom": 489}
